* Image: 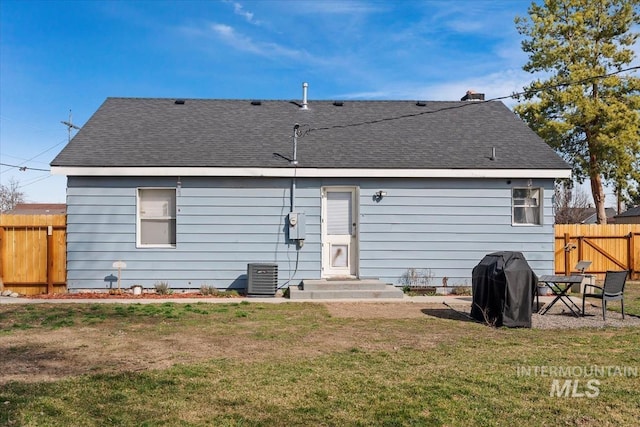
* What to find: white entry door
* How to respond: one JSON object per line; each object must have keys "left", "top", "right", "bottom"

{"left": 322, "top": 187, "right": 358, "bottom": 278}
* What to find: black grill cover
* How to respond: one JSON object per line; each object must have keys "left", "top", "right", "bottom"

{"left": 471, "top": 251, "right": 538, "bottom": 328}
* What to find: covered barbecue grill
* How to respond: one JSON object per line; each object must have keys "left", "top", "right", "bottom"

{"left": 471, "top": 251, "right": 538, "bottom": 328}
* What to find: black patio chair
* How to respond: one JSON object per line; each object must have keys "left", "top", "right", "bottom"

{"left": 582, "top": 270, "right": 628, "bottom": 320}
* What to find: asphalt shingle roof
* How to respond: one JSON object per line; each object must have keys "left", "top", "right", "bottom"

{"left": 51, "top": 97, "right": 570, "bottom": 170}
{"left": 8, "top": 203, "right": 66, "bottom": 215}
{"left": 615, "top": 206, "right": 640, "bottom": 217}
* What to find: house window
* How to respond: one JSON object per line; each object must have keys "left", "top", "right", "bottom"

{"left": 513, "top": 188, "right": 542, "bottom": 225}
{"left": 138, "top": 188, "right": 176, "bottom": 247}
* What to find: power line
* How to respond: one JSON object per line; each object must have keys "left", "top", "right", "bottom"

{"left": 1, "top": 112, "right": 78, "bottom": 174}
{"left": 1, "top": 111, "right": 78, "bottom": 176}
{"left": 0, "top": 138, "right": 66, "bottom": 175}
{"left": 493, "top": 65, "right": 640, "bottom": 102}
{"left": 19, "top": 174, "right": 53, "bottom": 188}
{"left": 0, "top": 154, "right": 51, "bottom": 165}
{"left": 0, "top": 162, "right": 50, "bottom": 172}
{"left": 300, "top": 65, "right": 640, "bottom": 137}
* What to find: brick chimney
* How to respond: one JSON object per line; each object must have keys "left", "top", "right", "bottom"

{"left": 461, "top": 90, "right": 485, "bottom": 101}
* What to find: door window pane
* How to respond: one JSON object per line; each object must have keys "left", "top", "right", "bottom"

{"left": 327, "top": 191, "right": 352, "bottom": 235}
{"left": 331, "top": 244, "right": 348, "bottom": 267}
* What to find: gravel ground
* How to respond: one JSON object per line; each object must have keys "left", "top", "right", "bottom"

{"left": 464, "top": 300, "right": 639, "bottom": 329}
{"left": 531, "top": 301, "right": 640, "bottom": 329}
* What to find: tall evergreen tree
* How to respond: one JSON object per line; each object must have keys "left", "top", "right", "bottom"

{"left": 515, "top": 0, "right": 640, "bottom": 223}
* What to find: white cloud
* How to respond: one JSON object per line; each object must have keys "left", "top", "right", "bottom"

{"left": 208, "top": 23, "right": 311, "bottom": 61}
{"left": 336, "top": 90, "right": 391, "bottom": 99}
{"left": 232, "top": 2, "right": 261, "bottom": 25}
{"left": 421, "top": 1, "right": 522, "bottom": 37}
{"left": 418, "top": 69, "right": 534, "bottom": 106}
{"left": 334, "top": 67, "right": 535, "bottom": 107}
{"left": 211, "top": 23, "right": 234, "bottom": 38}
{"left": 287, "top": 1, "right": 385, "bottom": 15}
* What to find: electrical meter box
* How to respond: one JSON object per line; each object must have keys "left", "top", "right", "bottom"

{"left": 288, "top": 212, "right": 306, "bottom": 241}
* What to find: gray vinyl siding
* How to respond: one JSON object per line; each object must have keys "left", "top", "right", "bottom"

{"left": 65, "top": 176, "right": 556, "bottom": 290}
{"left": 357, "top": 178, "right": 555, "bottom": 286}
{"left": 66, "top": 176, "right": 319, "bottom": 289}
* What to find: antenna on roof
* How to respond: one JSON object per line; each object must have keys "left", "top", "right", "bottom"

{"left": 61, "top": 109, "right": 80, "bottom": 142}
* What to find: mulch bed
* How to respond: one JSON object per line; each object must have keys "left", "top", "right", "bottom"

{"left": 27, "top": 292, "right": 242, "bottom": 299}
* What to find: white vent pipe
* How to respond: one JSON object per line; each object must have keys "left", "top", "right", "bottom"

{"left": 301, "top": 82, "right": 308, "bottom": 110}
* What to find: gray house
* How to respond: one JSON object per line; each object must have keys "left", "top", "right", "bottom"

{"left": 51, "top": 88, "right": 571, "bottom": 294}
{"left": 614, "top": 206, "right": 640, "bottom": 224}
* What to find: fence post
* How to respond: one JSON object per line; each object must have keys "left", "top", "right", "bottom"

{"left": 629, "top": 232, "right": 636, "bottom": 279}
{"left": 47, "top": 225, "right": 54, "bottom": 294}
{"left": 564, "top": 232, "right": 571, "bottom": 275}
{"left": 0, "top": 227, "right": 4, "bottom": 290}
{"left": 577, "top": 236, "right": 584, "bottom": 262}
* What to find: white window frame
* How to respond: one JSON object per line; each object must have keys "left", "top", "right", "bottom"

{"left": 137, "top": 187, "right": 177, "bottom": 248}
{"left": 512, "top": 187, "right": 543, "bottom": 226}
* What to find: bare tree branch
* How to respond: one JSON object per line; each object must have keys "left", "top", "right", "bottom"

{"left": 554, "top": 181, "right": 594, "bottom": 224}
{"left": 0, "top": 178, "right": 25, "bottom": 213}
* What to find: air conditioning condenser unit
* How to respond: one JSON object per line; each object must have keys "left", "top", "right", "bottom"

{"left": 247, "top": 263, "right": 278, "bottom": 297}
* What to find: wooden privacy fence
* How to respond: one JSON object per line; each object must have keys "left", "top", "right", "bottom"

{"left": 0, "top": 214, "right": 66, "bottom": 295}
{"left": 555, "top": 224, "right": 640, "bottom": 280}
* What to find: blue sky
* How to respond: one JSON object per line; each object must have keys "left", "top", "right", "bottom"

{"left": 0, "top": 0, "right": 627, "bottom": 204}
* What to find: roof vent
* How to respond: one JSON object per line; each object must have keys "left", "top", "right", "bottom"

{"left": 251, "top": 100, "right": 262, "bottom": 106}
{"left": 416, "top": 101, "right": 427, "bottom": 107}
{"left": 301, "top": 82, "right": 309, "bottom": 110}
{"left": 174, "top": 99, "right": 185, "bottom": 105}
{"left": 333, "top": 101, "right": 344, "bottom": 106}
{"left": 460, "top": 91, "right": 485, "bottom": 101}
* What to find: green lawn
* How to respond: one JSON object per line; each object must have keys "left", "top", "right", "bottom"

{"left": 1, "top": 301, "right": 639, "bottom": 426}
{"left": 590, "top": 280, "right": 640, "bottom": 317}
{"left": 618, "top": 280, "right": 640, "bottom": 316}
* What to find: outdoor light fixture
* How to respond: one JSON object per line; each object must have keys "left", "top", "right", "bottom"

{"left": 374, "top": 190, "right": 387, "bottom": 202}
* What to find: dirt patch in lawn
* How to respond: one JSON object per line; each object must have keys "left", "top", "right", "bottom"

{"left": 323, "top": 301, "right": 470, "bottom": 319}
{"left": 2, "top": 300, "right": 637, "bottom": 385}
{"left": 0, "top": 302, "right": 463, "bottom": 385}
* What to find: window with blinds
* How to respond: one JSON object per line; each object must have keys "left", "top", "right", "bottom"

{"left": 326, "top": 191, "right": 352, "bottom": 235}
{"left": 138, "top": 188, "right": 176, "bottom": 246}
{"left": 512, "top": 188, "right": 542, "bottom": 225}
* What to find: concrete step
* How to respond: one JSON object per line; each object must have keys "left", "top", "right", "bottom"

{"left": 288, "top": 285, "right": 405, "bottom": 300}
{"left": 301, "top": 279, "right": 389, "bottom": 291}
